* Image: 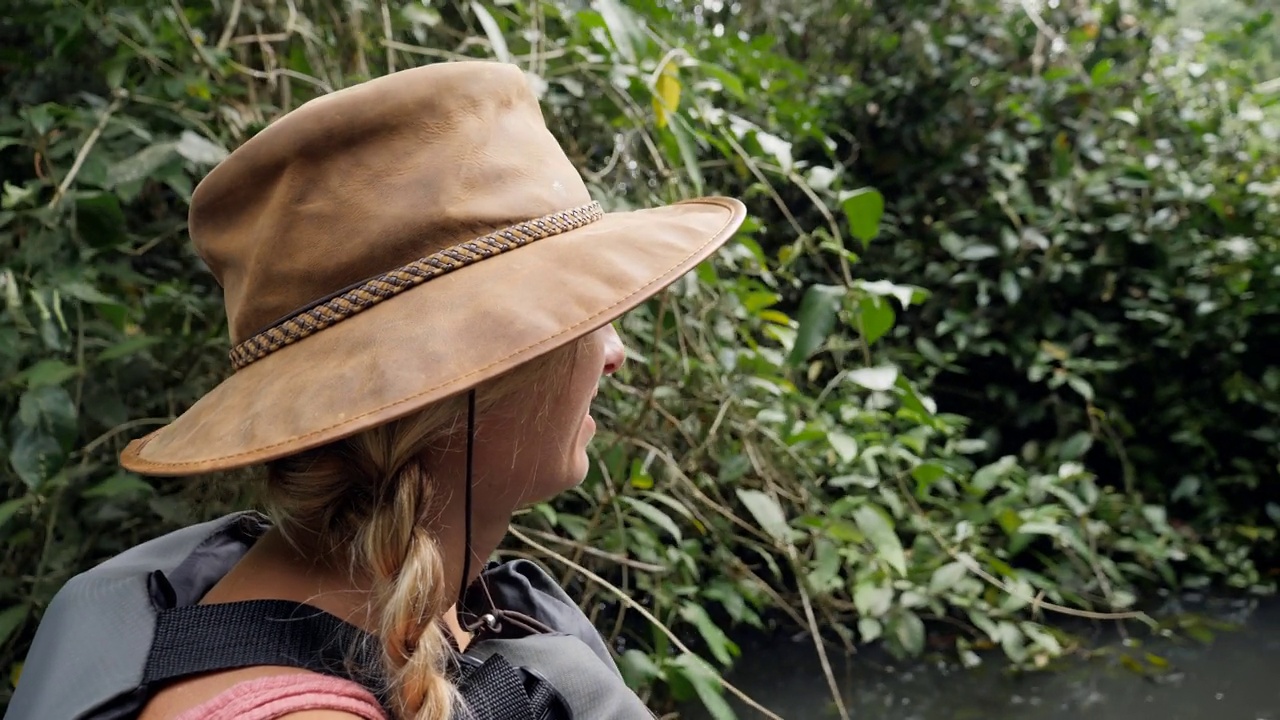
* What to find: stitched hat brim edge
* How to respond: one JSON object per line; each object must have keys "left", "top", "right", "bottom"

{"left": 119, "top": 196, "right": 747, "bottom": 477}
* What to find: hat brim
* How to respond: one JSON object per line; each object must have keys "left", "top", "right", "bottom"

{"left": 119, "top": 197, "right": 746, "bottom": 476}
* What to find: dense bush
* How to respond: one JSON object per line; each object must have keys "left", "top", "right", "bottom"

{"left": 1, "top": 0, "right": 1274, "bottom": 718}
{"left": 791, "top": 0, "right": 1280, "bottom": 583}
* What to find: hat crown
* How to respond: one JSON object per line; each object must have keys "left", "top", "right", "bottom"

{"left": 188, "top": 61, "right": 594, "bottom": 345}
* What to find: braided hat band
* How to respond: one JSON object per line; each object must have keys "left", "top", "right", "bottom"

{"left": 228, "top": 202, "right": 605, "bottom": 371}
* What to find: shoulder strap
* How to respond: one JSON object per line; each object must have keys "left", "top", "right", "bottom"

{"left": 143, "top": 600, "right": 569, "bottom": 720}
{"left": 454, "top": 653, "right": 563, "bottom": 720}
{"left": 465, "top": 636, "right": 655, "bottom": 720}
{"left": 144, "top": 600, "right": 380, "bottom": 690}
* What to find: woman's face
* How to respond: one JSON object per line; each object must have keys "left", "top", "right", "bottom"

{"left": 472, "top": 323, "right": 626, "bottom": 513}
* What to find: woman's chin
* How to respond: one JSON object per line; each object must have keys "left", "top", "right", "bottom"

{"left": 534, "top": 455, "right": 593, "bottom": 505}
{"left": 568, "top": 450, "right": 592, "bottom": 489}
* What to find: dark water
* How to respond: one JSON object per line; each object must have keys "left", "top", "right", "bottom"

{"left": 685, "top": 597, "right": 1280, "bottom": 720}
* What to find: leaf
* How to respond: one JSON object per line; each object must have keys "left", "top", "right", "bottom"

{"left": 957, "top": 243, "right": 1000, "bottom": 261}
{"left": 9, "top": 428, "right": 64, "bottom": 491}
{"left": 858, "top": 279, "right": 920, "bottom": 309}
{"left": 841, "top": 187, "right": 885, "bottom": 246}
{"left": 668, "top": 654, "right": 734, "bottom": 720}
{"left": 929, "top": 561, "right": 969, "bottom": 594}
{"left": 0, "top": 496, "right": 32, "bottom": 530}
{"left": 679, "top": 603, "right": 738, "bottom": 666}
{"left": 1058, "top": 431, "right": 1094, "bottom": 461}
{"left": 592, "top": 0, "right": 638, "bottom": 63}
{"left": 823, "top": 518, "right": 862, "bottom": 541}
{"left": 1022, "top": 623, "right": 1063, "bottom": 655}
{"left": 895, "top": 375, "right": 938, "bottom": 417}
{"left": 807, "top": 538, "right": 843, "bottom": 592}
{"left": 1065, "top": 374, "right": 1094, "bottom": 401}
{"left": 82, "top": 471, "right": 154, "bottom": 499}
{"left": 403, "top": 5, "right": 442, "bottom": 26}
{"left": 617, "top": 649, "right": 662, "bottom": 688}
{"left": 641, "top": 490, "right": 701, "bottom": 529}
{"left": 470, "top": 2, "right": 510, "bottom": 63}
{"left": 619, "top": 496, "right": 682, "bottom": 542}
{"left": 1090, "top": 58, "right": 1114, "bottom": 84}
{"left": 22, "top": 104, "right": 54, "bottom": 136}
{"left": 696, "top": 61, "right": 746, "bottom": 99}
{"left": 175, "top": 130, "right": 228, "bottom": 165}
{"left": 857, "top": 295, "right": 896, "bottom": 346}
{"left": 1112, "top": 109, "right": 1140, "bottom": 126}
{"left": 853, "top": 582, "right": 893, "bottom": 617}
{"left": 847, "top": 365, "right": 899, "bottom": 391}
{"left": 15, "top": 359, "right": 80, "bottom": 388}
{"left": 107, "top": 142, "right": 178, "bottom": 188}
{"left": 668, "top": 118, "right": 704, "bottom": 194}
{"left": 787, "top": 284, "right": 843, "bottom": 366}
{"left": 911, "top": 461, "right": 947, "bottom": 486}
{"left": 735, "top": 488, "right": 792, "bottom": 545}
{"left": 97, "top": 335, "right": 162, "bottom": 362}
{"left": 999, "top": 270, "right": 1021, "bottom": 304}
{"left": 17, "top": 385, "right": 78, "bottom": 447}
{"left": 653, "top": 57, "right": 681, "bottom": 129}
{"left": 75, "top": 193, "right": 128, "bottom": 247}
{"left": 729, "top": 117, "right": 794, "bottom": 171}
{"left": 58, "top": 280, "right": 116, "bottom": 305}
{"left": 827, "top": 431, "right": 858, "bottom": 463}
{"left": 971, "top": 455, "right": 1017, "bottom": 495}
{"left": 9, "top": 385, "right": 78, "bottom": 490}
{"left": 0, "top": 605, "right": 28, "bottom": 648}
{"left": 853, "top": 504, "right": 906, "bottom": 576}
{"left": 858, "top": 617, "right": 883, "bottom": 642}
{"left": 893, "top": 610, "right": 926, "bottom": 655}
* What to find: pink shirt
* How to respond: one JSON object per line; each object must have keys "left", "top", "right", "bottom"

{"left": 173, "top": 674, "right": 386, "bottom": 720}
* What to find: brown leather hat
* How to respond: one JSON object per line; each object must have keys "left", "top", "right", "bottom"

{"left": 118, "top": 60, "right": 746, "bottom": 477}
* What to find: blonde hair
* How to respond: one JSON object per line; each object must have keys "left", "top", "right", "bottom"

{"left": 262, "top": 336, "right": 589, "bottom": 720}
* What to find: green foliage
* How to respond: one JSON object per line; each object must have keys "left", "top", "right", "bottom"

{"left": 783, "top": 0, "right": 1280, "bottom": 588}
{"left": 1, "top": 0, "right": 1276, "bottom": 718}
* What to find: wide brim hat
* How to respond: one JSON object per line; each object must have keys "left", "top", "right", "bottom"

{"left": 119, "top": 61, "right": 746, "bottom": 477}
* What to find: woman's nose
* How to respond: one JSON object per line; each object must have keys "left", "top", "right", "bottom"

{"left": 600, "top": 324, "right": 626, "bottom": 376}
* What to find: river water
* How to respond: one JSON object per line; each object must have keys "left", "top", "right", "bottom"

{"left": 684, "top": 596, "right": 1279, "bottom": 719}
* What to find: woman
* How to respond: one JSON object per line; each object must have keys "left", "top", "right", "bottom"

{"left": 7, "top": 60, "right": 745, "bottom": 720}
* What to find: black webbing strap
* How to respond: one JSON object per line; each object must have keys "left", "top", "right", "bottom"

{"left": 456, "top": 654, "right": 534, "bottom": 720}
{"left": 143, "top": 599, "right": 384, "bottom": 696}
{"left": 142, "top": 599, "right": 567, "bottom": 719}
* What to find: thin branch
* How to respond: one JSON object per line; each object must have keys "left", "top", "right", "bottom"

{"left": 227, "top": 60, "right": 333, "bottom": 94}
{"left": 715, "top": 124, "right": 805, "bottom": 239}
{"left": 380, "top": 0, "right": 396, "bottom": 74}
{"left": 215, "top": 0, "right": 243, "bottom": 51}
{"left": 895, "top": 474, "right": 1153, "bottom": 623}
{"left": 74, "top": 417, "right": 171, "bottom": 459}
{"left": 514, "top": 526, "right": 669, "bottom": 573}
{"left": 1018, "top": 0, "right": 1090, "bottom": 81}
{"left": 48, "top": 95, "right": 124, "bottom": 210}
{"left": 379, "top": 39, "right": 478, "bottom": 63}
{"left": 788, "top": 170, "right": 854, "bottom": 285}
{"left": 509, "top": 527, "right": 785, "bottom": 720}
{"left": 744, "top": 443, "right": 851, "bottom": 720}
{"left": 169, "top": 0, "right": 224, "bottom": 78}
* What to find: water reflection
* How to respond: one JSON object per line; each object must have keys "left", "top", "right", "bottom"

{"left": 685, "top": 598, "right": 1279, "bottom": 719}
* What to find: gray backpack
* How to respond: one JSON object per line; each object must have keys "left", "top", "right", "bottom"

{"left": 5, "top": 511, "right": 655, "bottom": 720}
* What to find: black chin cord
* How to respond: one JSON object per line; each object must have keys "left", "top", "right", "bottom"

{"left": 458, "top": 390, "right": 476, "bottom": 613}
